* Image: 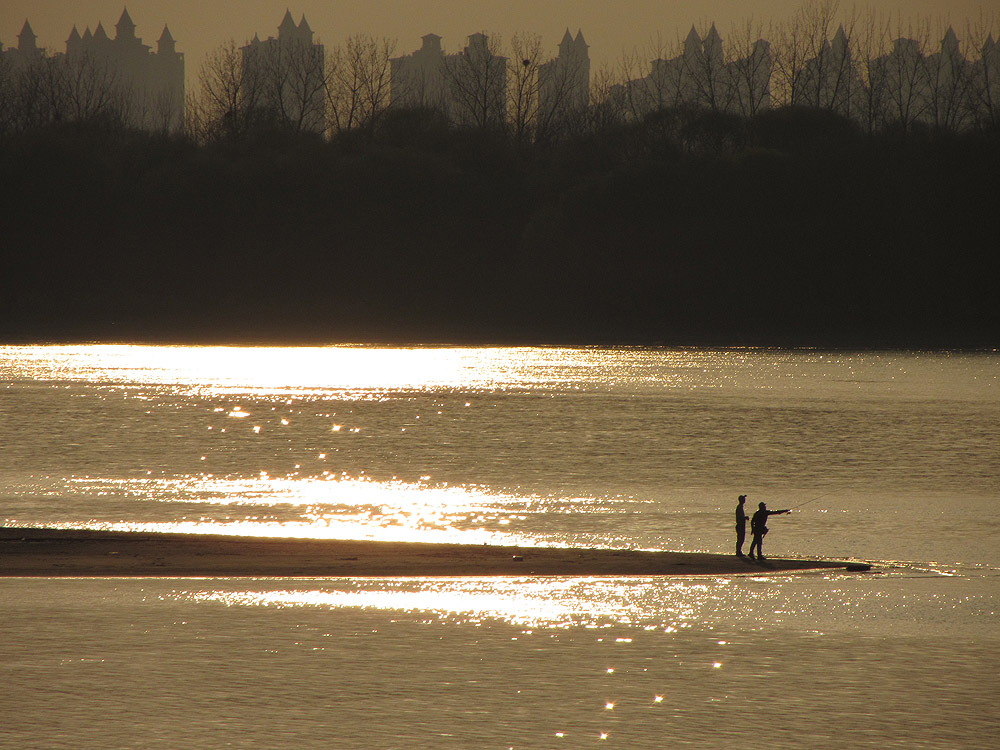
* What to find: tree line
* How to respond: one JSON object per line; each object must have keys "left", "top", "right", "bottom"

{"left": 2, "top": 2, "right": 997, "bottom": 141}
{"left": 1, "top": 3, "right": 997, "bottom": 346}
{"left": 0, "top": 101, "right": 996, "bottom": 347}
{"left": 178, "top": 8, "right": 1000, "bottom": 144}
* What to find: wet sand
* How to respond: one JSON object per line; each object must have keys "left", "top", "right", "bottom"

{"left": 0, "top": 527, "right": 869, "bottom": 577}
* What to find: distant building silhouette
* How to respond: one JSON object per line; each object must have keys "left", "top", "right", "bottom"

{"left": 977, "top": 34, "right": 1000, "bottom": 127}
{"left": 1, "top": 8, "right": 184, "bottom": 131}
{"left": 68, "top": 8, "right": 184, "bottom": 130}
{"left": 392, "top": 29, "right": 589, "bottom": 131}
{"left": 623, "top": 25, "right": 771, "bottom": 116}
{"left": 3, "top": 19, "right": 44, "bottom": 66}
{"left": 538, "top": 29, "right": 591, "bottom": 126}
{"left": 5, "top": 11, "right": 1000, "bottom": 136}
{"left": 792, "top": 25, "right": 862, "bottom": 116}
{"left": 863, "top": 26, "right": 987, "bottom": 131}
{"left": 446, "top": 33, "right": 508, "bottom": 128}
{"left": 241, "top": 10, "right": 326, "bottom": 133}
{"left": 390, "top": 33, "right": 449, "bottom": 111}
{"left": 391, "top": 31, "right": 508, "bottom": 128}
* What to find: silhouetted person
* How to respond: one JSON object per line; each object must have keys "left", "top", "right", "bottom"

{"left": 735, "top": 494, "right": 750, "bottom": 556}
{"left": 748, "top": 502, "right": 790, "bottom": 560}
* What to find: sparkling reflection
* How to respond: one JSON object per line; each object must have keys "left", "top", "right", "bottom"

{"left": 59, "top": 473, "right": 561, "bottom": 545}
{"left": 174, "top": 575, "right": 816, "bottom": 632}
{"left": 181, "top": 577, "right": 719, "bottom": 630}
{"left": 7, "top": 343, "right": 985, "bottom": 401}
{"left": 167, "top": 566, "right": 996, "bottom": 637}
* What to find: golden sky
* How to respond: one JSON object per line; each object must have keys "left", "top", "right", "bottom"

{"left": 2, "top": 0, "right": 996, "bottom": 77}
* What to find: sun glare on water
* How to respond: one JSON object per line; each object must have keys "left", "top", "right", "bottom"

{"left": 59, "top": 472, "right": 545, "bottom": 547}
{"left": 6, "top": 344, "right": 572, "bottom": 397}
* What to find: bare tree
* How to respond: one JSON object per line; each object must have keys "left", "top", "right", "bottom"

{"left": 507, "top": 33, "right": 543, "bottom": 142}
{"left": 616, "top": 46, "right": 651, "bottom": 120}
{"left": 963, "top": 15, "right": 1000, "bottom": 129}
{"left": 533, "top": 31, "right": 590, "bottom": 142}
{"left": 6, "top": 54, "right": 54, "bottom": 130}
{"left": 881, "top": 19, "right": 931, "bottom": 131}
{"left": 854, "top": 9, "right": 892, "bottom": 133}
{"left": 193, "top": 40, "right": 265, "bottom": 141}
{"left": 727, "top": 19, "right": 774, "bottom": 116}
{"left": 278, "top": 37, "right": 327, "bottom": 132}
{"left": 148, "top": 84, "right": 181, "bottom": 134}
{"left": 585, "top": 63, "right": 627, "bottom": 131}
{"left": 443, "top": 32, "right": 507, "bottom": 130}
{"left": 56, "top": 52, "right": 126, "bottom": 123}
{"left": 771, "top": 10, "right": 810, "bottom": 106}
{"left": 617, "top": 35, "right": 680, "bottom": 119}
{"left": 249, "top": 34, "right": 326, "bottom": 132}
{"left": 326, "top": 34, "right": 396, "bottom": 133}
{"left": 795, "top": 0, "right": 842, "bottom": 108}
{"left": 684, "top": 24, "right": 734, "bottom": 111}
{"left": 923, "top": 25, "right": 973, "bottom": 131}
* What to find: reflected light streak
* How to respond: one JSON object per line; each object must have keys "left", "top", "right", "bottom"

{"left": 3, "top": 345, "right": 589, "bottom": 397}
{"left": 180, "top": 577, "right": 725, "bottom": 631}
{"left": 0, "top": 344, "right": 781, "bottom": 399}
{"left": 4, "top": 345, "right": 994, "bottom": 406}
{"left": 64, "top": 473, "right": 550, "bottom": 546}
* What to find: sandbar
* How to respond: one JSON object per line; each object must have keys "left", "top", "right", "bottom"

{"left": 0, "top": 527, "right": 869, "bottom": 578}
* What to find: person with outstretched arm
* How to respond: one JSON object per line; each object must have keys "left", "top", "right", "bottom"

{"left": 748, "top": 502, "right": 790, "bottom": 560}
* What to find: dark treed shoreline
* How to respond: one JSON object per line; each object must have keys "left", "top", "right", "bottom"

{"left": 2, "top": 109, "right": 998, "bottom": 348}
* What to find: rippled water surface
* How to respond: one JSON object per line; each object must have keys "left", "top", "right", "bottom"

{"left": 2, "top": 346, "right": 998, "bottom": 748}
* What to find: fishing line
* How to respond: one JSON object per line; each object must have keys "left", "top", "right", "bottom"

{"left": 789, "top": 490, "right": 838, "bottom": 510}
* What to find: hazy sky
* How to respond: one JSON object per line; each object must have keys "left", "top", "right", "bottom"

{"left": 3, "top": 1, "right": 996, "bottom": 79}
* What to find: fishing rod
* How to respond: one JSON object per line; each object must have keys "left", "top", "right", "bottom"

{"left": 789, "top": 490, "right": 838, "bottom": 511}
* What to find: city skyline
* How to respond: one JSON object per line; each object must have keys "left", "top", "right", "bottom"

{"left": 2, "top": 0, "right": 995, "bottom": 85}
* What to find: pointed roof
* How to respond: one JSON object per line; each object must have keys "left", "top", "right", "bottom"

{"left": 18, "top": 19, "right": 36, "bottom": 41}
{"left": 116, "top": 6, "right": 137, "bottom": 38}
{"left": 157, "top": 24, "right": 176, "bottom": 54}
{"left": 703, "top": 23, "right": 722, "bottom": 58}
{"left": 575, "top": 30, "right": 589, "bottom": 48}
{"left": 683, "top": 25, "right": 702, "bottom": 57}
{"left": 83, "top": 26, "right": 94, "bottom": 42}
{"left": 298, "top": 14, "right": 313, "bottom": 34}
{"left": 942, "top": 26, "right": 959, "bottom": 53}
{"left": 558, "top": 28, "right": 574, "bottom": 56}
{"left": 67, "top": 26, "right": 82, "bottom": 44}
{"left": 94, "top": 22, "right": 109, "bottom": 42}
{"left": 832, "top": 25, "right": 848, "bottom": 59}
{"left": 278, "top": 9, "right": 297, "bottom": 35}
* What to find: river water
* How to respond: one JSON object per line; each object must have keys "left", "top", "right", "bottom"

{"left": 1, "top": 345, "right": 997, "bottom": 749}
